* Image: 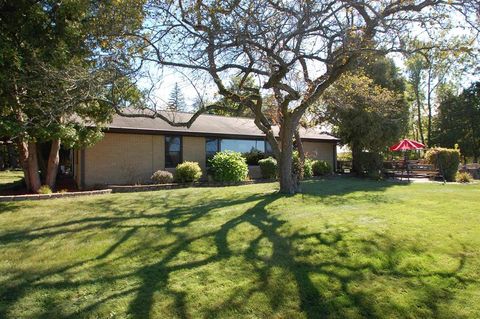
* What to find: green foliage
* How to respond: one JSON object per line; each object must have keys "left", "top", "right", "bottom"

{"left": 322, "top": 71, "right": 408, "bottom": 154}
{"left": 167, "top": 83, "right": 186, "bottom": 111}
{"left": 337, "top": 152, "right": 352, "bottom": 162}
{"left": 455, "top": 172, "right": 473, "bottom": 183}
{"left": 425, "top": 148, "right": 460, "bottom": 182}
{"left": 312, "top": 160, "right": 332, "bottom": 176}
{"left": 356, "top": 152, "right": 384, "bottom": 179}
{"left": 292, "top": 151, "right": 314, "bottom": 179}
{"left": 209, "top": 151, "right": 248, "bottom": 182}
{"left": 174, "top": 162, "right": 202, "bottom": 183}
{"left": 292, "top": 151, "right": 302, "bottom": 177}
{"left": 258, "top": 157, "right": 278, "bottom": 179}
{"left": 243, "top": 149, "right": 267, "bottom": 165}
{"left": 37, "top": 185, "right": 52, "bottom": 194}
{"left": 432, "top": 82, "right": 480, "bottom": 162}
{"left": 304, "top": 159, "right": 314, "bottom": 178}
{"left": 151, "top": 170, "right": 174, "bottom": 184}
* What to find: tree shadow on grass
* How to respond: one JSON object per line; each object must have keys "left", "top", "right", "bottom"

{"left": 0, "top": 179, "right": 475, "bottom": 318}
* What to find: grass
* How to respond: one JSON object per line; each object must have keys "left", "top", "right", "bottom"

{"left": 0, "top": 170, "right": 24, "bottom": 189}
{"left": 0, "top": 177, "right": 479, "bottom": 319}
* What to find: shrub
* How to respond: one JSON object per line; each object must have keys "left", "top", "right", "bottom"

{"left": 312, "top": 160, "right": 332, "bottom": 176}
{"left": 243, "top": 150, "right": 267, "bottom": 165}
{"left": 292, "top": 151, "right": 315, "bottom": 179}
{"left": 38, "top": 185, "right": 52, "bottom": 194}
{"left": 258, "top": 157, "right": 277, "bottom": 179}
{"left": 209, "top": 151, "right": 248, "bottom": 182}
{"left": 425, "top": 148, "right": 460, "bottom": 182}
{"left": 304, "top": 158, "right": 314, "bottom": 178}
{"left": 455, "top": 171, "right": 473, "bottom": 183}
{"left": 151, "top": 170, "right": 174, "bottom": 184}
{"left": 174, "top": 162, "right": 202, "bottom": 183}
{"left": 355, "top": 152, "right": 383, "bottom": 178}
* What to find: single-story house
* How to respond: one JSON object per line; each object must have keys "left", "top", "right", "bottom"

{"left": 73, "top": 111, "right": 338, "bottom": 188}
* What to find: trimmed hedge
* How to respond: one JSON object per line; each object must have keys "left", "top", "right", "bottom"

{"left": 174, "top": 162, "right": 202, "bottom": 183}
{"left": 209, "top": 151, "right": 248, "bottom": 182}
{"left": 425, "top": 148, "right": 460, "bottom": 182}
{"left": 312, "top": 160, "right": 332, "bottom": 176}
{"left": 258, "top": 157, "right": 277, "bottom": 179}
{"left": 151, "top": 170, "right": 174, "bottom": 184}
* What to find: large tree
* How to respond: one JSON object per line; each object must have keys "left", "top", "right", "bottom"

{"left": 318, "top": 56, "right": 408, "bottom": 174}
{"left": 93, "top": 1, "right": 480, "bottom": 192}
{"left": 405, "top": 40, "right": 475, "bottom": 146}
{"left": 433, "top": 82, "right": 480, "bottom": 162}
{"left": 0, "top": 0, "right": 144, "bottom": 192}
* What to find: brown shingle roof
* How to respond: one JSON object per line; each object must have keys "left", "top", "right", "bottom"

{"left": 106, "top": 110, "right": 338, "bottom": 142}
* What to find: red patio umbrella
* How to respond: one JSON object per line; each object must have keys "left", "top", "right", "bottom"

{"left": 389, "top": 139, "right": 425, "bottom": 181}
{"left": 389, "top": 139, "right": 425, "bottom": 151}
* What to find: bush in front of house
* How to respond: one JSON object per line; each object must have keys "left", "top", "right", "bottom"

{"left": 455, "top": 171, "right": 473, "bottom": 183}
{"left": 292, "top": 151, "right": 314, "bottom": 179}
{"left": 425, "top": 148, "right": 460, "bottom": 182}
{"left": 174, "top": 161, "right": 202, "bottom": 183}
{"left": 151, "top": 170, "right": 174, "bottom": 184}
{"left": 209, "top": 151, "right": 248, "bottom": 182}
{"left": 243, "top": 149, "right": 267, "bottom": 165}
{"left": 312, "top": 160, "right": 332, "bottom": 176}
{"left": 304, "top": 158, "right": 314, "bottom": 178}
{"left": 258, "top": 157, "right": 278, "bottom": 179}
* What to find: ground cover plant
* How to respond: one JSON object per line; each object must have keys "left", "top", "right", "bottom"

{"left": 0, "top": 177, "right": 479, "bottom": 319}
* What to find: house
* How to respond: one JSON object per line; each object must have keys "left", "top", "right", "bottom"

{"left": 73, "top": 111, "right": 338, "bottom": 188}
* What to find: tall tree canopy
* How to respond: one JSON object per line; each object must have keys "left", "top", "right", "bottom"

{"left": 433, "top": 82, "right": 480, "bottom": 162}
{"left": 109, "top": 0, "right": 478, "bottom": 193}
{"left": 405, "top": 39, "right": 475, "bottom": 146}
{"left": 317, "top": 55, "right": 408, "bottom": 174}
{"left": 0, "top": 0, "right": 144, "bottom": 192}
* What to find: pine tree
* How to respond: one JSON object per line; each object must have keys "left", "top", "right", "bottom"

{"left": 167, "top": 83, "right": 186, "bottom": 111}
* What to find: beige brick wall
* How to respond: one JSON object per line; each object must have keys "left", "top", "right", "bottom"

{"left": 303, "top": 141, "right": 335, "bottom": 167}
{"left": 183, "top": 136, "right": 207, "bottom": 172}
{"left": 82, "top": 133, "right": 206, "bottom": 186}
{"left": 79, "top": 132, "right": 333, "bottom": 186}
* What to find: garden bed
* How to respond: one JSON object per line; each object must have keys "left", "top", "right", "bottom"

{"left": 109, "top": 179, "right": 274, "bottom": 193}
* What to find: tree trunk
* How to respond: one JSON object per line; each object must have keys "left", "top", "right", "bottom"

{"left": 426, "top": 69, "right": 433, "bottom": 147}
{"left": 45, "top": 139, "right": 61, "bottom": 189}
{"left": 351, "top": 144, "right": 363, "bottom": 175}
{"left": 278, "top": 122, "right": 296, "bottom": 194}
{"left": 27, "top": 142, "right": 41, "bottom": 193}
{"left": 414, "top": 87, "right": 425, "bottom": 145}
{"left": 17, "top": 139, "right": 31, "bottom": 192}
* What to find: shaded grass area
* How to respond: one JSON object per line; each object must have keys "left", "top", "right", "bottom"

{"left": 0, "top": 170, "right": 24, "bottom": 190}
{"left": 0, "top": 177, "right": 479, "bottom": 318}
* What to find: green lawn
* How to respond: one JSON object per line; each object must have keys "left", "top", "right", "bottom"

{"left": 0, "top": 178, "right": 479, "bottom": 319}
{"left": 0, "top": 170, "right": 23, "bottom": 189}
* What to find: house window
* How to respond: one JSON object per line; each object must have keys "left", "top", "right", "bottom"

{"left": 220, "top": 139, "right": 265, "bottom": 153}
{"left": 165, "top": 136, "right": 182, "bottom": 168}
{"left": 206, "top": 138, "right": 220, "bottom": 163}
{"left": 206, "top": 138, "right": 271, "bottom": 165}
